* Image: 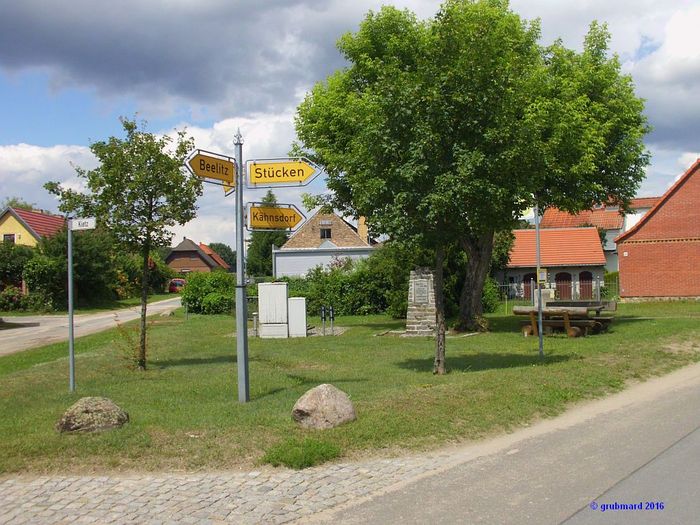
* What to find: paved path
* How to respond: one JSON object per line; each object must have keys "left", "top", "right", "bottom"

{"left": 0, "top": 297, "right": 181, "bottom": 356}
{"left": 2, "top": 362, "right": 700, "bottom": 524}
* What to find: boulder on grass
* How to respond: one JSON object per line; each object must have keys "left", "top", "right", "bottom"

{"left": 292, "top": 384, "right": 356, "bottom": 430}
{"left": 56, "top": 397, "right": 129, "bottom": 433}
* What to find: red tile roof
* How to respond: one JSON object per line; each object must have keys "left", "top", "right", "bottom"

{"left": 199, "top": 243, "right": 230, "bottom": 270}
{"left": 617, "top": 158, "right": 700, "bottom": 243}
{"left": 508, "top": 228, "right": 606, "bottom": 268}
{"left": 540, "top": 207, "right": 623, "bottom": 230}
{"left": 9, "top": 207, "right": 65, "bottom": 239}
{"left": 629, "top": 197, "right": 660, "bottom": 209}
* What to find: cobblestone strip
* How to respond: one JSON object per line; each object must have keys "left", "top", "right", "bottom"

{"left": 0, "top": 453, "right": 455, "bottom": 524}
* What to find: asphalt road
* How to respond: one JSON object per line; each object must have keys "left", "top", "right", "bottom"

{"left": 0, "top": 297, "right": 181, "bottom": 356}
{"left": 313, "top": 363, "right": 700, "bottom": 525}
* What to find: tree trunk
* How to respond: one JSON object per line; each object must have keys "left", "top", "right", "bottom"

{"left": 433, "top": 244, "right": 447, "bottom": 375}
{"left": 137, "top": 240, "right": 151, "bottom": 370}
{"left": 456, "top": 231, "right": 495, "bottom": 332}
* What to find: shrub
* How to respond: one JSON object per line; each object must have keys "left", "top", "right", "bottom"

{"left": 23, "top": 255, "right": 65, "bottom": 309}
{"left": 0, "top": 286, "right": 26, "bottom": 311}
{"left": 181, "top": 271, "right": 236, "bottom": 314}
{"left": 201, "top": 292, "right": 234, "bottom": 315}
{"left": 481, "top": 277, "right": 501, "bottom": 314}
{"left": 261, "top": 438, "right": 341, "bottom": 469}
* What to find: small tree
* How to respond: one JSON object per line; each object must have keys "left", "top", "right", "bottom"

{"left": 46, "top": 117, "right": 202, "bottom": 369}
{"left": 1, "top": 196, "right": 36, "bottom": 211}
{"left": 246, "top": 190, "right": 289, "bottom": 277}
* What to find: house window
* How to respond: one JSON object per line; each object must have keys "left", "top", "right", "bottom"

{"left": 320, "top": 228, "right": 332, "bottom": 239}
{"left": 3, "top": 234, "right": 15, "bottom": 244}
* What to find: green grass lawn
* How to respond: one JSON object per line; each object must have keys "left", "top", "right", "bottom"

{"left": 1, "top": 301, "right": 699, "bottom": 474}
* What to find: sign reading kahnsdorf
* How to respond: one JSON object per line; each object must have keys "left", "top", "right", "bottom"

{"left": 247, "top": 203, "right": 305, "bottom": 231}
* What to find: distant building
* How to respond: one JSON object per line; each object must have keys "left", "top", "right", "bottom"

{"left": 500, "top": 227, "right": 607, "bottom": 301}
{"left": 540, "top": 198, "right": 659, "bottom": 272}
{"left": 0, "top": 207, "right": 65, "bottom": 247}
{"left": 616, "top": 159, "right": 700, "bottom": 299}
{"left": 272, "top": 212, "right": 377, "bottom": 278}
{"left": 165, "top": 238, "right": 231, "bottom": 274}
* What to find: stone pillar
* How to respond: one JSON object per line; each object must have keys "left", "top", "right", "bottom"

{"left": 405, "top": 268, "right": 436, "bottom": 336}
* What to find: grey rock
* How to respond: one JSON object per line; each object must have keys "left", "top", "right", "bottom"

{"left": 56, "top": 397, "right": 129, "bottom": 433}
{"left": 292, "top": 384, "right": 356, "bottom": 430}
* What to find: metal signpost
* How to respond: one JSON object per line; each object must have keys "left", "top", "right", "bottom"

{"left": 184, "top": 141, "right": 323, "bottom": 402}
{"left": 534, "top": 203, "right": 544, "bottom": 359}
{"left": 67, "top": 217, "right": 96, "bottom": 392}
{"left": 233, "top": 131, "right": 250, "bottom": 403}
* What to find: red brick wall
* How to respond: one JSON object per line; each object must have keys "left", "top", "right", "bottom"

{"left": 619, "top": 241, "right": 700, "bottom": 297}
{"left": 619, "top": 164, "right": 700, "bottom": 297}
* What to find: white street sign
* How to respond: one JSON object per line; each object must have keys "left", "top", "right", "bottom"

{"left": 71, "top": 217, "right": 96, "bottom": 231}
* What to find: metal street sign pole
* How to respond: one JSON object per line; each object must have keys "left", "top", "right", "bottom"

{"left": 535, "top": 202, "right": 544, "bottom": 359}
{"left": 67, "top": 218, "right": 76, "bottom": 392}
{"left": 234, "top": 130, "right": 250, "bottom": 402}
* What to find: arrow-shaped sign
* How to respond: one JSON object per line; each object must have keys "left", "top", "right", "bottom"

{"left": 247, "top": 203, "right": 305, "bottom": 231}
{"left": 246, "top": 157, "right": 321, "bottom": 187}
{"left": 186, "top": 150, "right": 236, "bottom": 184}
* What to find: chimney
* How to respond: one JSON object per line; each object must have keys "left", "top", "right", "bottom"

{"left": 357, "top": 216, "right": 369, "bottom": 244}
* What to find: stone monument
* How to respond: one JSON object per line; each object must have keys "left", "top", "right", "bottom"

{"left": 405, "top": 268, "right": 436, "bottom": 336}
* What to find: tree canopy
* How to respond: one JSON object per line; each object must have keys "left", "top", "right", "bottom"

{"left": 294, "top": 0, "right": 650, "bottom": 370}
{"left": 46, "top": 117, "right": 202, "bottom": 369}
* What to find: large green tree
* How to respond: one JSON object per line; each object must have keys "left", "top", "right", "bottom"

{"left": 294, "top": 0, "right": 649, "bottom": 372}
{"left": 209, "top": 242, "right": 236, "bottom": 272}
{"left": 46, "top": 118, "right": 202, "bottom": 369}
{"left": 246, "top": 190, "right": 289, "bottom": 277}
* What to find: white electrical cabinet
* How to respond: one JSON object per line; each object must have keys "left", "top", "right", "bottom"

{"left": 258, "top": 282, "right": 289, "bottom": 338}
{"left": 288, "top": 297, "right": 307, "bottom": 338}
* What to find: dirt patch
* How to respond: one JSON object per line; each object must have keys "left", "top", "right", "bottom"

{"left": 661, "top": 341, "right": 700, "bottom": 355}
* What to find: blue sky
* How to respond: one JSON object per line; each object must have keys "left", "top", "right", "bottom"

{"left": 1, "top": 0, "right": 699, "bottom": 245}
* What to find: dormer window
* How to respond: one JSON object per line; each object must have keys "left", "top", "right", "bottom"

{"left": 320, "top": 228, "right": 332, "bottom": 239}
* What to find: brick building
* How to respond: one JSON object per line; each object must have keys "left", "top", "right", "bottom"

{"left": 272, "top": 212, "right": 377, "bottom": 277}
{"left": 500, "top": 227, "right": 607, "bottom": 301}
{"left": 165, "top": 238, "right": 230, "bottom": 274}
{"left": 616, "top": 159, "right": 700, "bottom": 299}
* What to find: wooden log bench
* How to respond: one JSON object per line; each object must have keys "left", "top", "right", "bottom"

{"left": 513, "top": 306, "right": 612, "bottom": 338}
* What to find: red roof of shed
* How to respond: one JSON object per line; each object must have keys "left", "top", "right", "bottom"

{"left": 540, "top": 207, "right": 623, "bottom": 230}
{"left": 508, "top": 228, "right": 606, "bottom": 268}
{"left": 9, "top": 207, "right": 65, "bottom": 239}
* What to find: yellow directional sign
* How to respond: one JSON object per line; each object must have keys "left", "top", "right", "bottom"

{"left": 187, "top": 150, "right": 236, "bottom": 184}
{"left": 247, "top": 158, "right": 320, "bottom": 187}
{"left": 248, "top": 205, "right": 304, "bottom": 231}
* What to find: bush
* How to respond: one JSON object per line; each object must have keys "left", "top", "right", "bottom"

{"left": 0, "top": 286, "right": 26, "bottom": 311}
{"left": 261, "top": 438, "right": 341, "bottom": 469}
{"left": 201, "top": 292, "right": 234, "bottom": 315}
{"left": 181, "top": 271, "right": 236, "bottom": 314}
{"left": 481, "top": 277, "right": 501, "bottom": 314}
{"left": 23, "top": 255, "right": 65, "bottom": 309}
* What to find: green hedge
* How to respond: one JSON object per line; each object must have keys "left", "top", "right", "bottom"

{"left": 181, "top": 271, "right": 236, "bottom": 314}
